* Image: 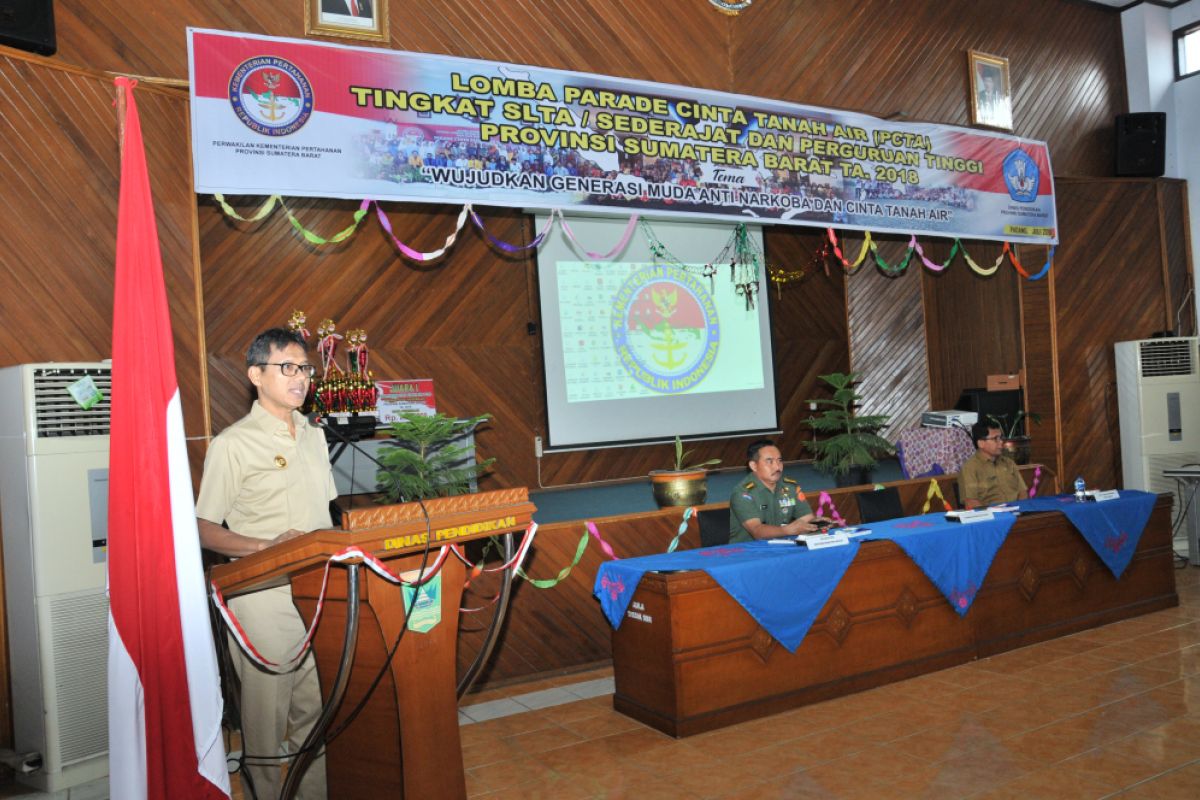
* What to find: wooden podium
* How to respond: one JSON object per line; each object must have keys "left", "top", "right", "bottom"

{"left": 209, "top": 488, "right": 536, "bottom": 800}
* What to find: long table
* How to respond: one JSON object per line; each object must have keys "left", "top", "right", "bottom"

{"left": 606, "top": 494, "right": 1177, "bottom": 737}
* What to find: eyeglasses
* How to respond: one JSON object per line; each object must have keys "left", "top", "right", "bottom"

{"left": 983, "top": 435, "right": 1003, "bottom": 442}
{"left": 256, "top": 362, "right": 317, "bottom": 378}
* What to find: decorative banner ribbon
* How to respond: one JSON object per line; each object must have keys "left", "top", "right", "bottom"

{"left": 666, "top": 507, "right": 695, "bottom": 553}
{"left": 212, "top": 543, "right": 451, "bottom": 672}
{"left": 516, "top": 528, "right": 590, "bottom": 588}
{"left": 921, "top": 478, "right": 954, "bottom": 514}
{"left": 913, "top": 238, "right": 962, "bottom": 272}
{"left": 469, "top": 207, "right": 559, "bottom": 253}
{"left": 870, "top": 237, "right": 918, "bottom": 275}
{"left": 1028, "top": 465, "right": 1042, "bottom": 498}
{"left": 814, "top": 491, "right": 847, "bottom": 524}
{"left": 368, "top": 199, "right": 470, "bottom": 261}
{"left": 280, "top": 197, "right": 368, "bottom": 245}
{"left": 960, "top": 240, "right": 1005, "bottom": 276}
{"left": 214, "top": 193, "right": 280, "bottom": 222}
{"left": 826, "top": 228, "right": 873, "bottom": 272}
{"left": 453, "top": 522, "right": 539, "bottom": 611}
{"left": 1006, "top": 244, "right": 1054, "bottom": 280}
{"left": 560, "top": 212, "right": 641, "bottom": 260}
{"left": 585, "top": 520, "right": 620, "bottom": 560}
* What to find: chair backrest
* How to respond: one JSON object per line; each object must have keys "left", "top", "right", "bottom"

{"left": 855, "top": 486, "right": 905, "bottom": 523}
{"left": 698, "top": 508, "right": 731, "bottom": 547}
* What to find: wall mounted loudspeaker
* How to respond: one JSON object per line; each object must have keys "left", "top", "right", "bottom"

{"left": 0, "top": 0, "right": 56, "bottom": 57}
{"left": 1115, "top": 112, "right": 1166, "bottom": 178}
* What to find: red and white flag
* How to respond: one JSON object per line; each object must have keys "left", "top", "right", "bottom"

{"left": 107, "top": 77, "right": 230, "bottom": 800}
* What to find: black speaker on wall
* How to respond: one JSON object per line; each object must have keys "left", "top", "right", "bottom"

{"left": 0, "top": 0, "right": 56, "bottom": 57}
{"left": 1115, "top": 112, "right": 1166, "bottom": 178}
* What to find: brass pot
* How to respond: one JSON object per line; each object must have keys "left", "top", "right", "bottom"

{"left": 649, "top": 469, "right": 709, "bottom": 507}
{"left": 1002, "top": 436, "right": 1032, "bottom": 465}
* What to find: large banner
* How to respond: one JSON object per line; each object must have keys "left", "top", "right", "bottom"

{"left": 189, "top": 28, "right": 1058, "bottom": 244}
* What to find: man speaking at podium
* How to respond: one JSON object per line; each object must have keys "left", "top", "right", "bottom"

{"left": 196, "top": 328, "right": 337, "bottom": 800}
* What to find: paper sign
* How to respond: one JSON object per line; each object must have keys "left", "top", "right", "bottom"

{"left": 376, "top": 379, "right": 436, "bottom": 422}
{"left": 1091, "top": 489, "right": 1120, "bottom": 502}
{"left": 798, "top": 533, "right": 851, "bottom": 549}
{"left": 946, "top": 509, "right": 996, "bottom": 524}
{"left": 67, "top": 375, "right": 103, "bottom": 410}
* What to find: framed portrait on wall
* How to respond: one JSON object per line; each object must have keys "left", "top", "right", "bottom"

{"left": 305, "top": 0, "right": 389, "bottom": 42}
{"left": 968, "top": 50, "right": 1013, "bottom": 130}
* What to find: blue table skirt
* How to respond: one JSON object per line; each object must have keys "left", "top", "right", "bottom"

{"left": 594, "top": 490, "right": 1158, "bottom": 652}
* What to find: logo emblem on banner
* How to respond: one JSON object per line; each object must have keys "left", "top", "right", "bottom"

{"left": 611, "top": 266, "right": 720, "bottom": 394}
{"left": 1002, "top": 149, "right": 1039, "bottom": 203}
{"left": 228, "top": 56, "right": 314, "bottom": 136}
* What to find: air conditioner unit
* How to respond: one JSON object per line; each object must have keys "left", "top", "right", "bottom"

{"left": 1115, "top": 337, "right": 1200, "bottom": 495}
{"left": 0, "top": 363, "right": 111, "bottom": 793}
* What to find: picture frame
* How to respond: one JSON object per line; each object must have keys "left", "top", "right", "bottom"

{"left": 967, "top": 50, "right": 1013, "bottom": 131}
{"left": 305, "top": 0, "right": 389, "bottom": 43}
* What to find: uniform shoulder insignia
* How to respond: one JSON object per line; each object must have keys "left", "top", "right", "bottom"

{"left": 783, "top": 477, "right": 797, "bottom": 484}
{"left": 743, "top": 481, "right": 755, "bottom": 490}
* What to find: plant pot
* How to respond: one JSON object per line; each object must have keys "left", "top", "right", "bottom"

{"left": 1002, "top": 436, "right": 1031, "bottom": 465}
{"left": 834, "top": 467, "right": 872, "bottom": 488}
{"left": 649, "top": 469, "right": 708, "bottom": 508}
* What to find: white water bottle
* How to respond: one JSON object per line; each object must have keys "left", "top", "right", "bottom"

{"left": 1074, "top": 476, "right": 1086, "bottom": 502}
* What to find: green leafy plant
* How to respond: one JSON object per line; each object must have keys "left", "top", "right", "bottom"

{"left": 804, "top": 372, "right": 895, "bottom": 476}
{"left": 668, "top": 435, "right": 721, "bottom": 473}
{"left": 987, "top": 410, "right": 1042, "bottom": 439}
{"left": 376, "top": 412, "right": 496, "bottom": 501}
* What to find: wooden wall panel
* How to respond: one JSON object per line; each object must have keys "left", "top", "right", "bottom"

{"left": 1051, "top": 178, "right": 1180, "bottom": 490}
{"left": 732, "top": 0, "right": 1125, "bottom": 177}
{"left": 0, "top": 49, "right": 204, "bottom": 763}
{"left": 847, "top": 244, "right": 930, "bottom": 440}
{"left": 1159, "top": 181, "right": 1196, "bottom": 337}
{"left": 922, "top": 240, "right": 1024, "bottom": 409}
{"left": 1018, "top": 270, "right": 1062, "bottom": 477}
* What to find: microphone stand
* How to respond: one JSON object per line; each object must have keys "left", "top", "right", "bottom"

{"left": 310, "top": 413, "right": 405, "bottom": 503}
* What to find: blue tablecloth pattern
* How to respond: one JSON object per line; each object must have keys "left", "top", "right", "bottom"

{"left": 1015, "top": 490, "right": 1158, "bottom": 578}
{"left": 594, "top": 490, "right": 1157, "bottom": 650}
{"left": 594, "top": 541, "right": 859, "bottom": 652}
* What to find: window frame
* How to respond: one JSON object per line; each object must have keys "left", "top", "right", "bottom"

{"left": 1176, "top": 20, "right": 1200, "bottom": 81}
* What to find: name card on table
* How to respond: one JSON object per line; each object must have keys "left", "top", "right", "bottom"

{"left": 797, "top": 532, "right": 851, "bottom": 549}
{"left": 945, "top": 509, "right": 996, "bottom": 524}
{"left": 1091, "top": 489, "right": 1121, "bottom": 502}
{"left": 831, "top": 527, "right": 872, "bottom": 538}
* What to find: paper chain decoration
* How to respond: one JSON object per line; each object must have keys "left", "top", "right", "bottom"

{"left": 214, "top": 194, "right": 1053, "bottom": 280}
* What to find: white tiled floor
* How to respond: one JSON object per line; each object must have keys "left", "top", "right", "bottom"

{"left": 459, "top": 676, "right": 615, "bottom": 724}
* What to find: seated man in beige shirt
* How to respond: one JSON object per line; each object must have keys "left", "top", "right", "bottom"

{"left": 958, "top": 419, "right": 1026, "bottom": 509}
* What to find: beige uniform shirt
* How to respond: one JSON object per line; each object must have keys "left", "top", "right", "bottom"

{"left": 195, "top": 401, "right": 337, "bottom": 538}
{"left": 957, "top": 450, "right": 1027, "bottom": 507}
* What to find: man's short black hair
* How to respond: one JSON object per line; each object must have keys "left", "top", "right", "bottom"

{"left": 970, "top": 419, "right": 1001, "bottom": 447}
{"left": 246, "top": 328, "right": 308, "bottom": 368}
{"left": 747, "top": 438, "right": 776, "bottom": 462}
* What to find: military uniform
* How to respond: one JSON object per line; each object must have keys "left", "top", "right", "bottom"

{"left": 957, "top": 449, "right": 1026, "bottom": 507}
{"left": 728, "top": 474, "right": 812, "bottom": 543}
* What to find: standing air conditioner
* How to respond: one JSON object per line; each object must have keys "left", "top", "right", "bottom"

{"left": 1115, "top": 337, "right": 1200, "bottom": 493}
{"left": 0, "top": 363, "right": 111, "bottom": 793}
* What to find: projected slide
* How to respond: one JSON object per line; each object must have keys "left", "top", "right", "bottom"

{"left": 556, "top": 260, "right": 763, "bottom": 403}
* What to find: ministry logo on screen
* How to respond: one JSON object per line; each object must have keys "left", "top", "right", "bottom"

{"left": 1002, "top": 148, "right": 1039, "bottom": 203}
{"left": 228, "top": 56, "right": 314, "bottom": 136}
{"left": 611, "top": 265, "right": 720, "bottom": 394}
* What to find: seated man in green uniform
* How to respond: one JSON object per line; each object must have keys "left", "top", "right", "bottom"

{"left": 729, "top": 439, "right": 828, "bottom": 543}
{"left": 958, "top": 419, "right": 1027, "bottom": 509}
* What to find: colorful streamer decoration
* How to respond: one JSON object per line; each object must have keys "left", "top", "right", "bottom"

{"left": 921, "top": 479, "right": 954, "bottom": 514}
{"left": 211, "top": 194, "right": 1054, "bottom": 282}
{"left": 666, "top": 507, "right": 695, "bottom": 553}
{"left": 1028, "top": 465, "right": 1042, "bottom": 498}
{"left": 815, "top": 491, "right": 847, "bottom": 525}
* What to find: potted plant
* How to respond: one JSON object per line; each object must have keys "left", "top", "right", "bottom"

{"left": 376, "top": 412, "right": 497, "bottom": 501}
{"left": 804, "top": 372, "right": 895, "bottom": 487}
{"left": 986, "top": 411, "right": 1041, "bottom": 465}
{"left": 649, "top": 435, "right": 721, "bottom": 508}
